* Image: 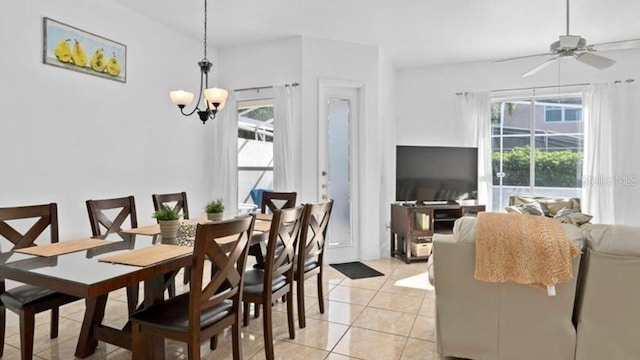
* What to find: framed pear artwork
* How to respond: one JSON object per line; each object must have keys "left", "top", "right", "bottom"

{"left": 43, "top": 17, "right": 127, "bottom": 83}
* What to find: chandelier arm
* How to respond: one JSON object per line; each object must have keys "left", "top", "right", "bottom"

{"left": 178, "top": 70, "right": 207, "bottom": 117}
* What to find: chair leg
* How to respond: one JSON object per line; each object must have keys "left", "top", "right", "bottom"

{"left": 50, "top": 306, "right": 59, "bottom": 338}
{"left": 231, "top": 321, "right": 243, "bottom": 360}
{"left": 254, "top": 302, "right": 260, "bottom": 318}
{"left": 126, "top": 283, "right": 140, "bottom": 314}
{"left": 243, "top": 302, "right": 250, "bottom": 326}
{"left": 187, "top": 338, "right": 201, "bottom": 360}
{"left": 183, "top": 266, "right": 191, "bottom": 285}
{"left": 286, "top": 290, "right": 295, "bottom": 339}
{"left": 210, "top": 335, "right": 218, "bottom": 350}
{"left": 297, "top": 278, "right": 306, "bottom": 328}
{"left": 165, "top": 273, "right": 176, "bottom": 298}
{"left": 19, "top": 310, "right": 35, "bottom": 360}
{"left": 317, "top": 272, "right": 325, "bottom": 314}
{"left": 131, "top": 322, "right": 145, "bottom": 360}
{"left": 262, "top": 301, "right": 274, "bottom": 360}
{"left": 0, "top": 305, "right": 5, "bottom": 357}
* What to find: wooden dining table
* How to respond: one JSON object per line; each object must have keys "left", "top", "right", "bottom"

{"left": 0, "top": 217, "right": 272, "bottom": 359}
{"left": 0, "top": 233, "right": 192, "bottom": 358}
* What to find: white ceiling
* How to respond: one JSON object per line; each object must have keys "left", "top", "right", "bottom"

{"left": 115, "top": 0, "right": 640, "bottom": 68}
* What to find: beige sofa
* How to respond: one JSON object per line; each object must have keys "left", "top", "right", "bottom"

{"left": 428, "top": 217, "right": 585, "bottom": 360}
{"left": 574, "top": 224, "right": 640, "bottom": 360}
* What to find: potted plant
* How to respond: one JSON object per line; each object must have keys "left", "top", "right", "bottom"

{"left": 152, "top": 205, "right": 181, "bottom": 239}
{"left": 205, "top": 199, "right": 224, "bottom": 221}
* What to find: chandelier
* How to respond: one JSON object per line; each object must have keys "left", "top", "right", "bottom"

{"left": 169, "top": 0, "right": 228, "bottom": 124}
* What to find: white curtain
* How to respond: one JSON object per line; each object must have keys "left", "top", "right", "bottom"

{"left": 459, "top": 92, "right": 492, "bottom": 210}
{"left": 273, "top": 85, "right": 298, "bottom": 191}
{"left": 211, "top": 92, "right": 238, "bottom": 215}
{"left": 582, "top": 83, "right": 632, "bottom": 224}
{"left": 582, "top": 84, "right": 615, "bottom": 224}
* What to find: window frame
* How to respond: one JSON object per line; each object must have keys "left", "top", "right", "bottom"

{"left": 543, "top": 104, "right": 583, "bottom": 123}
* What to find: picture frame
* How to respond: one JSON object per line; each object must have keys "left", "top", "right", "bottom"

{"left": 43, "top": 17, "right": 127, "bottom": 83}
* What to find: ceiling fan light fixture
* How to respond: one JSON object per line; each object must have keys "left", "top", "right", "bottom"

{"left": 558, "top": 35, "right": 583, "bottom": 49}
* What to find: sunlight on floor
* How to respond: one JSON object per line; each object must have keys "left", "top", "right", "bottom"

{"left": 394, "top": 271, "right": 434, "bottom": 291}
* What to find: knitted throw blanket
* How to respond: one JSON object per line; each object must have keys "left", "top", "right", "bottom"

{"left": 474, "top": 212, "right": 580, "bottom": 288}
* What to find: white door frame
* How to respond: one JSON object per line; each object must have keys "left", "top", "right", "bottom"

{"left": 318, "top": 78, "right": 365, "bottom": 262}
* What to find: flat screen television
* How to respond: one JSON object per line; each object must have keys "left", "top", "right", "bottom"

{"left": 396, "top": 146, "right": 478, "bottom": 202}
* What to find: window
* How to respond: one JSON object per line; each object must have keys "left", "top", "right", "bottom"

{"left": 491, "top": 95, "right": 583, "bottom": 210}
{"left": 237, "top": 98, "right": 274, "bottom": 210}
{"left": 544, "top": 100, "right": 583, "bottom": 122}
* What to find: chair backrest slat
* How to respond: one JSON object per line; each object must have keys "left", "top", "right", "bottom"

{"left": 265, "top": 206, "right": 304, "bottom": 282}
{"left": 0, "top": 203, "right": 58, "bottom": 250}
{"left": 298, "top": 201, "right": 334, "bottom": 270}
{"left": 86, "top": 196, "right": 137, "bottom": 236}
{"left": 152, "top": 192, "right": 189, "bottom": 221}
{"left": 261, "top": 191, "right": 297, "bottom": 214}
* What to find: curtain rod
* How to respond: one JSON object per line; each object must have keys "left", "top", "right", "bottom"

{"left": 234, "top": 82, "right": 300, "bottom": 93}
{"left": 455, "top": 78, "right": 634, "bottom": 96}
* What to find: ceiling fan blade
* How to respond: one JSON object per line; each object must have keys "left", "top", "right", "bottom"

{"left": 574, "top": 52, "right": 616, "bottom": 69}
{"left": 588, "top": 39, "right": 640, "bottom": 52}
{"left": 494, "top": 53, "right": 554, "bottom": 63}
{"left": 521, "top": 56, "right": 559, "bottom": 77}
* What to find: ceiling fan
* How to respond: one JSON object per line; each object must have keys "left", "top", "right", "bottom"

{"left": 496, "top": 0, "right": 640, "bottom": 77}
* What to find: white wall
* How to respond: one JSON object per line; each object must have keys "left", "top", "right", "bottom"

{"left": 378, "top": 48, "right": 397, "bottom": 257}
{"left": 0, "top": 0, "right": 218, "bottom": 239}
{"left": 397, "top": 50, "right": 640, "bottom": 225}
{"left": 217, "top": 37, "right": 302, "bottom": 91}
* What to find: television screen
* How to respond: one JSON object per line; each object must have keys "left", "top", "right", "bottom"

{"left": 396, "top": 146, "right": 478, "bottom": 201}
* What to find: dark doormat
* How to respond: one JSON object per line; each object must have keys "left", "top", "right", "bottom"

{"left": 330, "top": 261, "right": 384, "bottom": 280}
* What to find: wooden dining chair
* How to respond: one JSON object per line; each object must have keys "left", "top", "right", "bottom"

{"left": 295, "top": 200, "right": 334, "bottom": 328}
{"left": 152, "top": 192, "right": 190, "bottom": 220}
{"left": 249, "top": 191, "right": 298, "bottom": 268}
{"left": 86, "top": 195, "right": 138, "bottom": 237}
{"left": 86, "top": 195, "right": 140, "bottom": 313}
{"left": 0, "top": 203, "right": 80, "bottom": 359}
{"left": 130, "top": 215, "right": 255, "bottom": 360}
{"left": 242, "top": 206, "right": 304, "bottom": 360}
{"left": 152, "top": 192, "right": 191, "bottom": 286}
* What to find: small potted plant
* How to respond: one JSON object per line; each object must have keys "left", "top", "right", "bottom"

{"left": 205, "top": 199, "right": 224, "bottom": 221}
{"left": 152, "top": 205, "right": 181, "bottom": 239}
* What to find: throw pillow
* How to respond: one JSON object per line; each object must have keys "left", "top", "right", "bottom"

{"left": 504, "top": 201, "right": 545, "bottom": 216}
{"left": 554, "top": 207, "right": 593, "bottom": 225}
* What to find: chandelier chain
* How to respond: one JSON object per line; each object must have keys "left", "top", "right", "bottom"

{"left": 203, "top": 0, "right": 208, "bottom": 59}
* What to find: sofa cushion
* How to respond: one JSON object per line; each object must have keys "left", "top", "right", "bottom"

{"left": 587, "top": 224, "right": 640, "bottom": 256}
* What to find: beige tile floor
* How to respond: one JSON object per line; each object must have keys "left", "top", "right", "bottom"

{"left": 2, "top": 257, "right": 445, "bottom": 360}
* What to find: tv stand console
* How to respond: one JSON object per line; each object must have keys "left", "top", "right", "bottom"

{"left": 390, "top": 202, "right": 485, "bottom": 264}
